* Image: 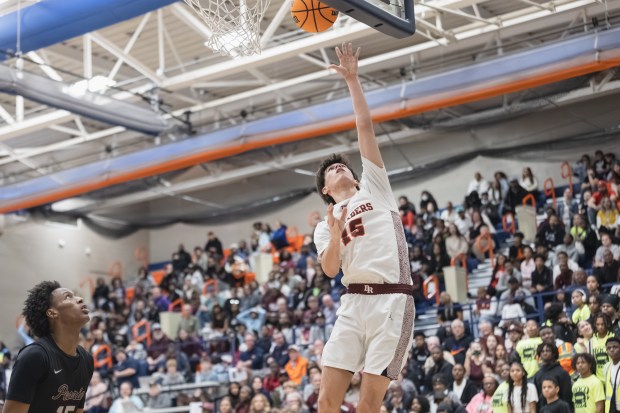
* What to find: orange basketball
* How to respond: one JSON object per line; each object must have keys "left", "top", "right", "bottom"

{"left": 291, "top": 0, "right": 339, "bottom": 33}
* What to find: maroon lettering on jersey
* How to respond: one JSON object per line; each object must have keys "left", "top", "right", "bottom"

{"left": 348, "top": 202, "right": 374, "bottom": 219}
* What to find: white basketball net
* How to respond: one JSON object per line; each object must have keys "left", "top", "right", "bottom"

{"left": 183, "top": 0, "right": 271, "bottom": 57}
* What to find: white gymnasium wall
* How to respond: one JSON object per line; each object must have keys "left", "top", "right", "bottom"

{"left": 0, "top": 220, "right": 148, "bottom": 346}
{"left": 148, "top": 155, "right": 569, "bottom": 262}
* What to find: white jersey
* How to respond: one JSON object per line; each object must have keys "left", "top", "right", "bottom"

{"left": 314, "top": 157, "right": 410, "bottom": 286}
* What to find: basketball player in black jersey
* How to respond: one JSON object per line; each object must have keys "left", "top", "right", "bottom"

{"left": 3, "top": 281, "right": 94, "bottom": 413}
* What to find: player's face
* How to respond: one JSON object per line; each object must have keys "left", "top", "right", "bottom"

{"left": 50, "top": 287, "right": 89, "bottom": 326}
{"left": 323, "top": 163, "right": 356, "bottom": 194}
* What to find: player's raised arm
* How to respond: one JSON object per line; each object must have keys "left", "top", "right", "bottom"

{"left": 329, "top": 43, "right": 383, "bottom": 168}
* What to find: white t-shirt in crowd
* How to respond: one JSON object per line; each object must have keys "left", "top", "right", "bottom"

{"left": 504, "top": 383, "right": 538, "bottom": 413}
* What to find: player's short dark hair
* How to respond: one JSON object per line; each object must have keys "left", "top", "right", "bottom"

{"left": 572, "top": 352, "right": 596, "bottom": 374}
{"left": 23, "top": 280, "right": 61, "bottom": 338}
{"left": 541, "top": 377, "right": 559, "bottom": 387}
{"left": 315, "top": 153, "right": 359, "bottom": 205}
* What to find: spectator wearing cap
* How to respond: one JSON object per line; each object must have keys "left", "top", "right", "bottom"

{"left": 604, "top": 336, "right": 620, "bottom": 413}
{"left": 505, "top": 323, "right": 523, "bottom": 357}
{"left": 454, "top": 207, "right": 472, "bottom": 237}
{"left": 600, "top": 294, "right": 620, "bottom": 337}
{"left": 571, "top": 289, "right": 590, "bottom": 325}
{"left": 145, "top": 381, "right": 172, "bottom": 409}
{"left": 429, "top": 374, "right": 462, "bottom": 413}
{"left": 539, "top": 325, "right": 574, "bottom": 375}
{"left": 147, "top": 323, "right": 172, "bottom": 372}
{"left": 112, "top": 348, "right": 140, "bottom": 389}
{"left": 532, "top": 343, "right": 572, "bottom": 412}
{"left": 450, "top": 364, "right": 479, "bottom": 405}
{"left": 498, "top": 277, "right": 535, "bottom": 316}
{"left": 516, "top": 320, "right": 543, "bottom": 378}
{"left": 284, "top": 345, "right": 308, "bottom": 386}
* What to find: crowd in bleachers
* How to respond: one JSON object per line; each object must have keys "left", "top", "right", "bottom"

{"left": 3, "top": 150, "right": 620, "bottom": 413}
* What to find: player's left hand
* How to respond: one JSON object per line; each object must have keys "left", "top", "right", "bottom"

{"left": 327, "top": 203, "right": 347, "bottom": 239}
{"left": 329, "top": 42, "right": 360, "bottom": 80}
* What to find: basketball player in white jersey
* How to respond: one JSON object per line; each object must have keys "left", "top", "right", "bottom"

{"left": 314, "top": 43, "right": 415, "bottom": 413}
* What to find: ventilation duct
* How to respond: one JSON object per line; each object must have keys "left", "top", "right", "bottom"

{"left": 0, "top": 63, "right": 172, "bottom": 134}
{"left": 0, "top": 0, "right": 179, "bottom": 60}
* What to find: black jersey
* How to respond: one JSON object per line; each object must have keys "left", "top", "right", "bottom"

{"left": 7, "top": 336, "right": 94, "bottom": 413}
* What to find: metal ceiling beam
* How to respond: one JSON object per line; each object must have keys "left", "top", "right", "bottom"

{"left": 160, "top": 23, "right": 374, "bottom": 90}
{"left": 108, "top": 13, "right": 152, "bottom": 81}
{"left": 90, "top": 32, "right": 161, "bottom": 84}
{"left": 26, "top": 51, "right": 63, "bottom": 81}
{"left": 260, "top": 1, "right": 291, "bottom": 48}
{"left": 0, "top": 0, "right": 608, "bottom": 156}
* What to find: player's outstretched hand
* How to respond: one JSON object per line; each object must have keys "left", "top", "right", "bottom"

{"left": 329, "top": 42, "right": 360, "bottom": 80}
{"left": 327, "top": 203, "right": 347, "bottom": 239}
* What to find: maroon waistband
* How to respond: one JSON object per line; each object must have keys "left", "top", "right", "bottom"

{"left": 347, "top": 283, "right": 413, "bottom": 295}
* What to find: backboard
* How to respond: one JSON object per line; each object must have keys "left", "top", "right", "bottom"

{"left": 322, "top": 0, "right": 415, "bottom": 38}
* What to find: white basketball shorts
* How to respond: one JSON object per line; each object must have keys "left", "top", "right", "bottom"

{"left": 321, "top": 292, "right": 415, "bottom": 380}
